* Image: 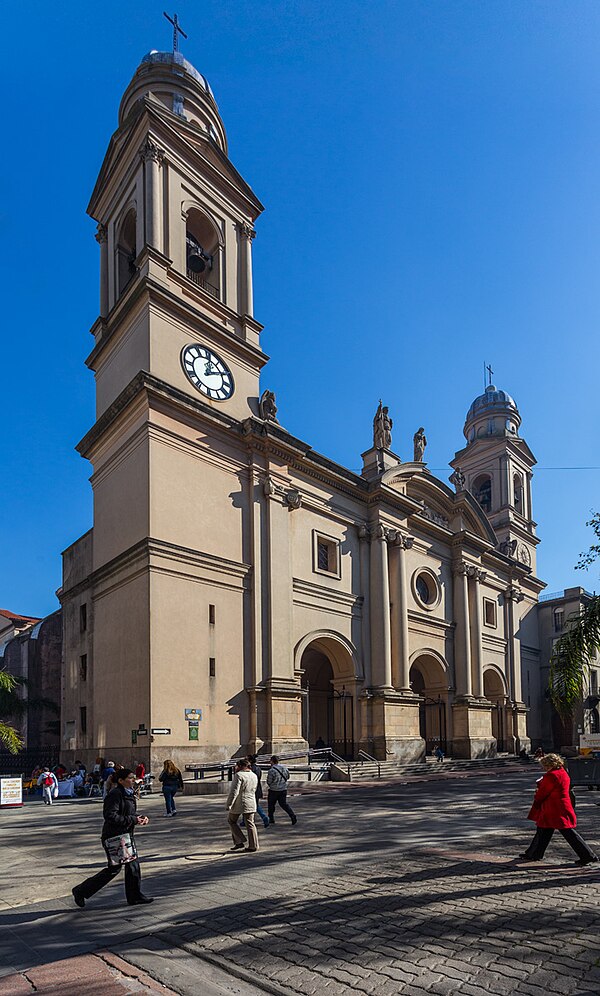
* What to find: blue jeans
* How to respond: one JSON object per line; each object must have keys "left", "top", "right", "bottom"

{"left": 163, "top": 787, "right": 177, "bottom": 814}
{"left": 256, "top": 802, "right": 269, "bottom": 827}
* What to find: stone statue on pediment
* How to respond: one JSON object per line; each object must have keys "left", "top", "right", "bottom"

{"left": 449, "top": 466, "right": 466, "bottom": 492}
{"left": 413, "top": 427, "right": 427, "bottom": 462}
{"left": 373, "top": 401, "right": 392, "bottom": 450}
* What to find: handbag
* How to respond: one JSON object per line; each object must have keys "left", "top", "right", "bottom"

{"left": 104, "top": 833, "right": 138, "bottom": 866}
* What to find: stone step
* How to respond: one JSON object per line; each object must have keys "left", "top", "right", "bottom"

{"left": 342, "top": 755, "right": 520, "bottom": 782}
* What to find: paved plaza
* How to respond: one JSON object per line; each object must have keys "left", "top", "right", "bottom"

{"left": 1, "top": 766, "right": 600, "bottom": 995}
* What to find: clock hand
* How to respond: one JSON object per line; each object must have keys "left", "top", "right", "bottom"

{"left": 204, "top": 362, "right": 220, "bottom": 376}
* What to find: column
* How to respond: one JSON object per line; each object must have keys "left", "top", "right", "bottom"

{"left": 370, "top": 523, "right": 392, "bottom": 688}
{"left": 139, "top": 138, "right": 164, "bottom": 251}
{"left": 239, "top": 222, "right": 256, "bottom": 317}
{"left": 505, "top": 585, "right": 524, "bottom": 703}
{"left": 95, "top": 223, "right": 108, "bottom": 318}
{"left": 390, "top": 533, "right": 413, "bottom": 691}
{"left": 358, "top": 525, "right": 372, "bottom": 688}
{"left": 469, "top": 568, "right": 486, "bottom": 698}
{"left": 452, "top": 562, "right": 472, "bottom": 697}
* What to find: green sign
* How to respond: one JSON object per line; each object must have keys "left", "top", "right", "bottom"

{"left": 188, "top": 726, "right": 199, "bottom": 741}
{"left": 131, "top": 729, "right": 137, "bottom": 745}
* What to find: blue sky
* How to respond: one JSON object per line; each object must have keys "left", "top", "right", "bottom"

{"left": 1, "top": 0, "right": 599, "bottom": 617}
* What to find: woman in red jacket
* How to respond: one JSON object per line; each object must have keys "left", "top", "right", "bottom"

{"left": 521, "top": 753, "right": 598, "bottom": 865}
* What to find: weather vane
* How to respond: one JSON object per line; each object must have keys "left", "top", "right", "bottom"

{"left": 163, "top": 11, "right": 187, "bottom": 54}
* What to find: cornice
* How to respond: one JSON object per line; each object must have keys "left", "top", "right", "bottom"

{"left": 86, "top": 262, "right": 268, "bottom": 373}
{"left": 76, "top": 371, "right": 240, "bottom": 459}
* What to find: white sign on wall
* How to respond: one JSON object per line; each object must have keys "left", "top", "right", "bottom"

{"left": 579, "top": 734, "right": 600, "bottom": 753}
{"left": 0, "top": 776, "right": 23, "bottom": 808}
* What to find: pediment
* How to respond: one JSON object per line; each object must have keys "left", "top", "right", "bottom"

{"left": 381, "top": 463, "right": 497, "bottom": 543}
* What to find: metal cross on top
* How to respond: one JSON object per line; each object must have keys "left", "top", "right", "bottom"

{"left": 163, "top": 11, "right": 188, "bottom": 54}
{"left": 483, "top": 362, "right": 494, "bottom": 389}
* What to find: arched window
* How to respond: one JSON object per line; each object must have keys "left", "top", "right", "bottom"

{"left": 472, "top": 473, "right": 492, "bottom": 513}
{"left": 513, "top": 473, "right": 523, "bottom": 513}
{"left": 116, "top": 209, "right": 137, "bottom": 297}
{"left": 185, "top": 208, "right": 220, "bottom": 299}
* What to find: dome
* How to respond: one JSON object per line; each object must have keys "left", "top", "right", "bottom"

{"left": 140, "top": 51, "right": 214, "bottom": 99}
{"left": 119, "top": 51, "right": 227, "bottom": 153}
{"left": 463, "top": 383, "right": 521, "bottom": 444}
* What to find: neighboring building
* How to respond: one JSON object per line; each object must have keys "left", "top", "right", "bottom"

{"left": 57, "top": 47, "right": 546, "bottom": 771}
{"left": 0, "top": 609, "right": 41, "bottom": 645}
{"left": 538, "top": 587, "right": 600, "bottom": 749}
{"left": 0, "top": 610, "right": 61, "bottom": 760}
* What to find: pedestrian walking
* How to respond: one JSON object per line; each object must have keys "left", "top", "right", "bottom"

{"left": 226, "top": 758, "right": 259, "bottom": 852}
{"left": 520, "top": 753, "right": 599, "bottom": 866}
{"left": 434, "top": 746, "right": 444, "bottom": 763}
{"left": 71, "top": 768, "right": 153, "bottom": 908}
{"left": 266, "top": 755, "right": 297, "bottom": 826}
{"left": 248, "top": 753, "right": 269, "bottom": 829}
{"left": 159, "top": 759, "right": 184, "bottom": 816}
{"left": 37, "top": 767, "right": 58, "bottom": 805}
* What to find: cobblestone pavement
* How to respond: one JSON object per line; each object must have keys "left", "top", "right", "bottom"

{"left": 2, "top": 768, "right": 600, "bottom": 995}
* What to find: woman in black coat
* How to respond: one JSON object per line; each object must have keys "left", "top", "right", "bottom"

{"left": 71, "top": 768, "right": 153, "bottom": 908}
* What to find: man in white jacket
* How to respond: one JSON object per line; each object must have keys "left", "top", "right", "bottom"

{"left": 226, "top": 759, "right": 259, "bottom": 852}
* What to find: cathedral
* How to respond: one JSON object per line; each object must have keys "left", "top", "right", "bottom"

{"left": 57, "top": 47, "right": 546, "bottom": 770}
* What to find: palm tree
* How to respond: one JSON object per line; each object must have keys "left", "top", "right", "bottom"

{"left": 0, "top": 671, "right": 24, "bottom": 754}
{"left": 549, "top": 513, "right": 600, "bottom": 718}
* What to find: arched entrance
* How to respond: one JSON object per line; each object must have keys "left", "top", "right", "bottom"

{"left": 483, "top": 668, "right": 508, "bottom": 752}
{"left": 409, "top": 653, "right": 449, "bottom": 754}
{"left": 297, "top": 634, "right": 358, "bottom": 759}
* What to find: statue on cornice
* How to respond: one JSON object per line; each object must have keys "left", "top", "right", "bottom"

{"left": 449, "top": 466, "right": 466, "bottom": 492}
{"left": 259, "top": 389, "right": 279, "bottom": 423}
{"left": 413, "top": 427, "right": 427, "bottom": 462}
{"left": 373, "top": 401, "right": 393, "bottom": 450}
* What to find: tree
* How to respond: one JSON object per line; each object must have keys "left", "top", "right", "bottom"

{"left": 0, "top": 671, "right": 24, "bottom": 754}
{"left": 549, "top": 513, "right": 600, "bottom": 718}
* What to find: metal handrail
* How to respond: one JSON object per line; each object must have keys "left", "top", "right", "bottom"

{"left": 357, "top": 749, "right": 381, "bottom": 778}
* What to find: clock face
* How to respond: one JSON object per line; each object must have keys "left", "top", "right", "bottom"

{"left": 181, "top": 344, "right": 234, "bottom": 401}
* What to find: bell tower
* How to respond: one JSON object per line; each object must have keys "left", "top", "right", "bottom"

{"left": 450, "top": 381, "right": 539, "bottom": 574}
{"left": 76, "top": 47, "right": 269, "bottom": 768}
{"left": 88, "top": 49, "right": 266, "bottom": 423}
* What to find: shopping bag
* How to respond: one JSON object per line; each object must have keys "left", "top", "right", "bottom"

{"left": 104, "top": 833, "right": 138, "bottom": 866}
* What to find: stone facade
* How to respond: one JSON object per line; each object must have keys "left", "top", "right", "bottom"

{"left": 57, "top": 49, "right": 546, "bottom": 771}
{"left": 537, "top": 587, "right": 600, "bottom": 749}
{"left": 0, "top": 610, "right": 61, "bottom": 756}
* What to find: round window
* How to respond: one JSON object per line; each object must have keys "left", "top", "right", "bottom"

{"left": 415, "top": 574, "right": 432, "bottom": 605}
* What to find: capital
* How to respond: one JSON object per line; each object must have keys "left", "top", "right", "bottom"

{"left": 95, "top": 222, "right": 108, "bottom": 245}
{"left": 239, "top": 222, "right": 256, "bottom": 241}
{"left": 357, "top": 524, "right": 370, "bottom": 541}
{"left": 505, "top": 586, "right": 525, "bottom": 603}
{"left": 452, "top": 561, "right": 469, "bottom": 577}
{"left": 139, "top": 138, "right": 165, "bottom": 164}
{"left": 390, "top": 532, "right": 414, "bottom": 551}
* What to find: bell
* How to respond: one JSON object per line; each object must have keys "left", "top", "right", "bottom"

{"left": 187, "top": 248, "right": 208, "bottom": 273}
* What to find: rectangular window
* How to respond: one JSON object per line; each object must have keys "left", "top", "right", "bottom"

{"left": 209, "top": 604, "right": 216, "bottom": 625}
{"left": 79, "top": 654, "right": 87, "bottom": 681}
{"left": 80, "top": 603, "right": 87, "bottom": 632}
{"left": 553, "top": 609, "right": 564, "bottom": 633}
{"left": 591, "top": 671, "right": 598, "bottom": 695}
{"left": 79, "top": 707, "right": 87, "bottom": 735}
{"left": 209, "top": 657, "right": 216, "bottom": 677}
{"left": 483, "top": 598, "right": 497, "bottom": 628}
{"left": 313, "top": 532, "right": 341, "bottom": 578}
{"left": 317, "top": 541, "right": 330, "bottom": 572}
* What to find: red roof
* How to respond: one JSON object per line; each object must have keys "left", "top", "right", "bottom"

{"left": 0, "top": 609, "right": 42, "bottom": 624}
